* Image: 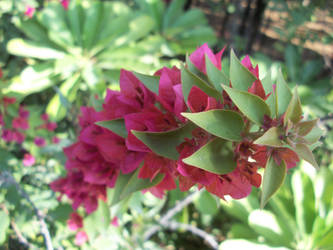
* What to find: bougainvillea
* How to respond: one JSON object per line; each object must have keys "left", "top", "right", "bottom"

{"left": 51, "top": 44, "right": 322, "bottom": 222}
{"left": 0, "top": 95, "right": 59, "bottom": 165}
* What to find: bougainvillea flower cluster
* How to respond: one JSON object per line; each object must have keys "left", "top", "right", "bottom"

{"left": 52, "top": 44, "right": 322, "bottom": 221}
{"left": 0, "top": 94, "right": 59, "bottom": 166}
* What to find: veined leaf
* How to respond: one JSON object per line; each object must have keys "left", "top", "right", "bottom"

{"left": 132, "top": 122, "right": 196, "bottom": 160}
{"left": 294, "top": 143, "right": 319, "bottom": 169}
{"left": 229, "top": 49, "right": 257, "bottom": 91}
{"left": 276, "top": 69, "right": 292, "bottom": 117}
{"left": 181, "top": 109, "right": 244, "bottom": 141}
{"left": 254, "top": 127, "right": 284, "bottom": 147}
{"left": 96, "top": 119, "right": 127, "bottom": 138}
{"left": 261, "top": 156, "right": 287, "bottom": 208}
{"left": 182, "top": 138, "right": 236, "bottom": 175}
{"left": 133, "top": 71, "right": 159, "bottom": 95}
{"left": 222, "top": 85, "right": 271, "bottom": 125}
{"left": 284, "top": 87, "right": 302, "bottom": 125}
{"left": 205, "top": 54, "right": 228, "bottom": 92}
{"left": 181, "top": 66, "right": 221, "bottom": 104}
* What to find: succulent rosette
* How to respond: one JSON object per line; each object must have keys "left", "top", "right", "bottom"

{"left": 51, "top": 43, "right": 322, "bottom": 214}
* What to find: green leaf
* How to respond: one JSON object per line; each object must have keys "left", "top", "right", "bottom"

{"left": 293, "top": 143, "right": 319, "bottom": 169}
{"left": 82, "top": 1, "right": 102, "bottom": 49}
{"left": 291, "top": 170, "right": 316, "bottom": 236}
{"left": 276, "top": 69, "right": 292, "bottom": 117}
{"left": 0, "top": 211, "right": 10, "bottom": 244}
{"left": 261, "top": 156, "right": 286, "bottom": 208}
{"left": 46, "top": 74, "right": 80, "bottom": 121}
{"left": 96, "top": 119, "right": 127, "bottom": 138}
{"left": 40, "top": 3, "right": 74, "bottom": 47}
{"left": 254, "top": 127, "right": 284, "bottom": 147}
{"left": 229, "top": 50, "right": 257, "bottom": 91}
{"left": 222, "top": 85, "right": 271, "bottom": 125}
{"left": 194, "top": 190, "right": 219, "bottom": 215}
{"left": 285, "top": 45, "right": 300, "bottom": 82}
{"left": 303, "top": 126, "right": 323, "bottom": 144}
{"left": 248, "top": 210, "right": 291, "bottom": 247}
{"left": 6, "top": 63, "right": 54, "bottom": 95}
{"left": 67, "top": 1, "right": 84, "bottom": 46}
{"left": 205, "top": 54, "right": 229, "bottom": 92}
{"left": 132, "top": 122, "right": 195, "bottom": 160}
{"left": 108, "top": 167, "right": 164, "bottom": 206}
{"left": 181, "top": 66, "right": 221, "bottom": 104}
{"left": 220, "top": 239, "right": 290, "bottom": 250}
{"left": 316, "top": 228, "right": 333, "bottom": 248}
{"left": 7, "top": 38, "right": 65, "bottom": 60}
{"left": 296, "top": 119, "right": 318, "bottom": 136}
{"left": 163, "top": 0, "right": 185, "bottom": 29}
{"left": 261, "top": 72, "right": 277, "bottom": 117}
{"left": 83, "top": 199, "right": 110, "bottom": 240}
{"left": 182, "top": 138, "right": 236, "bottom": 175}
{"left": 284, "top": 87, "right": 302, "bottom": 125}
{"left": 18, "top": 18, "right": 51, "bottom": 44}
{"left": 181, "top": 109, "right": 244, "bottom": 141}
{"left": 132, "top": 71, "right": 159, "bottom": 95}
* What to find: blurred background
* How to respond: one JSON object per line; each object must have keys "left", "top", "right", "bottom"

{"left": 0, "top": 0, "right": 332, "bottom": 249}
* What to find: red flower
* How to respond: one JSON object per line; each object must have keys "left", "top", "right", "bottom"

{"left": 23, "top": 153, "right": 35, "bottom": 166}
{"left": 189, "top": 43, "right": 225, "bottom": 74}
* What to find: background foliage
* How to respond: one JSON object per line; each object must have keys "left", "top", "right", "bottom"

{"left": 0, "top": 0, "right": 332, "bottom": 249}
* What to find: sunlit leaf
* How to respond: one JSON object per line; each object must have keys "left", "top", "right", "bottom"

{"left": 254, "top": 127, "right": 284, "bottom": 147}
{"left": 182, "top": 109, "right": 244, "bottom": 141}
{"left": 284, "top": 87, "right": 302, "bottom": 125}
{"left": 181, "top": 66, "right": 221, "bottom": 104}
{"left": 276, "top": 69, "right": 292, "bottom": 116}
{"left": 293, "top": 143, "right": 319, "bottom": 169}
{"left": 229, "top": 49, "right": 257, "bottom": 91}
{"left": 182, "top": 138, "right": 236, "bottom": 175}
{"left": 222, "top": 85, "right": 271, "bottom": 125}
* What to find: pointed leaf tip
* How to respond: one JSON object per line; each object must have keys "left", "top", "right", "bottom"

{"left": 132, "top": 122, "right": 196, "bottom": 160}
{"left": 96, "top": 119, "right": 127, "bottom": 138}
{"left": 222, "top": 84, "right": 271, "bottom": 125}
{"left": 261, "top": 157, "right": 287, "bottom": 208}
{"left": 284, "top": 87, "right": 302, "bottom": 126}
{"left": 182, "top": 138, "right": 236, "bottom": 175}
{"left": 254, "top": 127, "right": 284, "bottom": 147}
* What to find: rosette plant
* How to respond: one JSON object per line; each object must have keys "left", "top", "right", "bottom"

{"left": 6, "top": 0, "right": 217, "bottom": 122}
{"left": 135, "top": 0, "right": 217, "bottom": 55}
{"left": 51, "top": 44, "right": 322, "bottom": 242}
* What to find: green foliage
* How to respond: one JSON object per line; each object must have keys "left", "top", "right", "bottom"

{"left": 181, "top": 110, "right": 244, "bottom": 141}
{"left": 131, "top": 122, "right": 196, "bottom": 160}
{"left": 220, "top": 164, "right": 333, "bottom": 249}
{"left": 182, "top": 138, "right": 236, "bottom": 175}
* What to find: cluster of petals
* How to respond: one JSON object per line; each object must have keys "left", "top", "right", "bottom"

{"left": 0, "top": 95, "right": 59, "bottom": 165}
{"left": 53, "top": 43, "right": 300, "bottom": 215}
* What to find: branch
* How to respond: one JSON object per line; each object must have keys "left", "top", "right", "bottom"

{"left": 0, "top": 203, "right": 32, "bottom": 249}
{"left": 144, "top": 189, "right": 219, "bottom": 250}
{"left": 0, "top": 171, "right": 54, "bottom": 250}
